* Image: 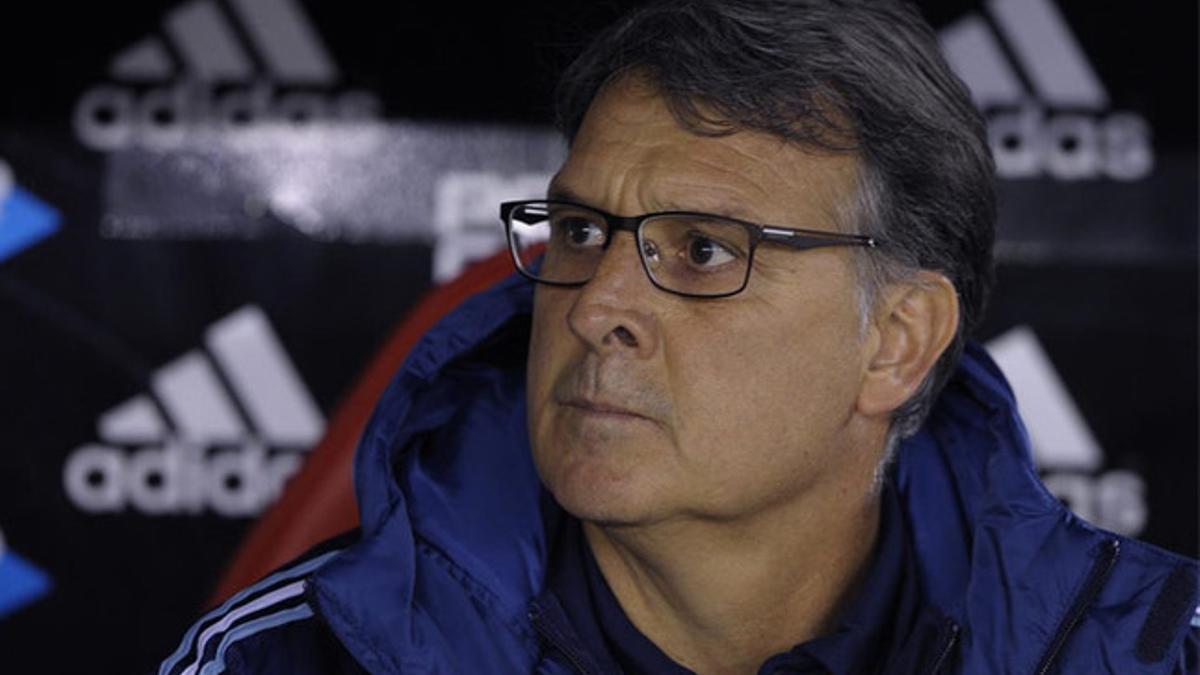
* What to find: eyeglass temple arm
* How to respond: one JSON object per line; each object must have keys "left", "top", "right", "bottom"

{"left": 760, "top": 226, "right": 878, "bottom": 250}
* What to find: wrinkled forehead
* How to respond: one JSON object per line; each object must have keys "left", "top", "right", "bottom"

{"left": 554, "top": 73, "right": 862, "bottom": 231}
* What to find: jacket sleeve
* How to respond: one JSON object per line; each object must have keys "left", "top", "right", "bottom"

{"left": 155, "top": 531, "right": 360, "bottom": 675}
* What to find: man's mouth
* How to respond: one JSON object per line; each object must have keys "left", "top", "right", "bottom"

{"left": 560, "top": 397, "right": 649, "bottom": 421}
{"left": 549, "top": 356, "right": 671, "bottom": 427}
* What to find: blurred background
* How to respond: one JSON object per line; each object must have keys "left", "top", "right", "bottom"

{"left": 0, "top": 0, "right": 1195, "bottom": 671}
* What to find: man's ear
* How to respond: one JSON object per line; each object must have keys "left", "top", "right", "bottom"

{"left": 858, "top": 271, "right": 959, "bottom": 418}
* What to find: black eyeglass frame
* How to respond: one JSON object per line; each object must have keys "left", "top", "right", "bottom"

{"left": 500, "top": 199, "right": 880, "bottom": 299}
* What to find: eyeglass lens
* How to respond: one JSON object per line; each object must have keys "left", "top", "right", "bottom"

{"left": 506, "top": 202, "right": 752, "bottom": 296}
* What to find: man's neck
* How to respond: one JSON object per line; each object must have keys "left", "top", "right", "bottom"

{"left": 581, "top": 475, "right": 882, "bottom": 674}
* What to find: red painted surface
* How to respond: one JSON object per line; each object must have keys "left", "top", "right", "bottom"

{"left": 209, "top": 251, "right": 517, "bottom": 606}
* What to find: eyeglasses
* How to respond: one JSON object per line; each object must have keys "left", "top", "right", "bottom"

{"left": 500, "top": 199, "right": 879, "bottom": 298}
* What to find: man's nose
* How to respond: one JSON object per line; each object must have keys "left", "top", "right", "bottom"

{"left": 566, "top": 232, "right": 660, "bottom": 359}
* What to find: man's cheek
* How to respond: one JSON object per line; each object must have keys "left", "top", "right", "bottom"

{"left": 526, "top": 307, "right": 557, "bottom": 395}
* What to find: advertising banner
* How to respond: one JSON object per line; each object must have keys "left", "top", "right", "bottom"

{"left": 0, "top": 0, "right": 1193, "bottom": 671}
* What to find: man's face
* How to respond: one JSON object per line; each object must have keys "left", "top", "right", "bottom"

{"left": 527, "top": 75, "right": 875, "bottom": 527}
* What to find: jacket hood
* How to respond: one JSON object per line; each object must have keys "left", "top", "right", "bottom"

{"left": 309, "top": 272, "right": 1198, "bottom": 674}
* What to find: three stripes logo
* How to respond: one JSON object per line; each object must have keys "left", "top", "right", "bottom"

{"left": 939, "top": 0, "right": 1153, "bottom": 181}
{"left": 74, "top": 0, "right": 381, "bottom": 150}
{"left": 158, "top": 548, "right": 338, "bottom": 675}
{"left": 62, "top": 305, "right": 326, "bottom": 517}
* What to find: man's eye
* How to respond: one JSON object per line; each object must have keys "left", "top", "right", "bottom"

{"left": 686, "top": 235, "right": 737, "bottom": 267}
{"left": 558, "top": 217, "right": 606, "bottom": 248}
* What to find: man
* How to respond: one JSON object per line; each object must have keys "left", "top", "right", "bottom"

{"left": 160, "top": 0, "right": 1199, "bottom": 673}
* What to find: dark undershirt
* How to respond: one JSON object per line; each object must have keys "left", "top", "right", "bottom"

{"left": 547, "top": 481, "right": 918, "bottom": 675}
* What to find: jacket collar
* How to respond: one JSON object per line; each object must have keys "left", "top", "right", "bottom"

{"left": 310, "top": 274, "right": 1196, "bottom": 673}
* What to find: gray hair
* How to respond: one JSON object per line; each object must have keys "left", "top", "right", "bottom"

{"left": 554, "top": 0, "right": 996, "bottom": 443}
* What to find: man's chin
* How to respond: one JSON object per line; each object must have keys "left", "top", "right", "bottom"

{"left": 544, "top": 459, "right": 668, "bottom": 527}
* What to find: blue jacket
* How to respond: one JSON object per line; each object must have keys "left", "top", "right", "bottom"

{"left": 160, "top": 272, "right": 1199, "bottom": 674}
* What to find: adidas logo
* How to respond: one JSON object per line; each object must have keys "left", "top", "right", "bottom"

{"left": 939, "top": 0, "right": 1153, "bottom": 181}
{"left": 62, "top": 306, "right": 326, "bottom": 517}
{"left": 985, "top": 326, "right": 1147, "bottom": 535}
{"left": 74, "top": 0, "right": 382, "bottom": 151}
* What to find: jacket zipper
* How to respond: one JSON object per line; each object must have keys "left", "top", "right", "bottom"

{"left": 1032, "top": 538, "right": 1121, "bottom": 675}
{"left": 528, "top": 605, "right": 601, "bottom": 675}
{"left": 926, "top": 621, "right": 961, "bottom": 674}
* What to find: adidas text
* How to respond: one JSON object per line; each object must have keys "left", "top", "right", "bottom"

{"left": 74, "top": 81, "right": 382, "bottom": 150}
{"left": 63, "top": 442, "right": 303, "bottom": 516}
{"left": 1043, "top": 470, "right": 1147, "bottom": 535}
{"left": 987, "top": 107, "right": 1153, "bottom": 181}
